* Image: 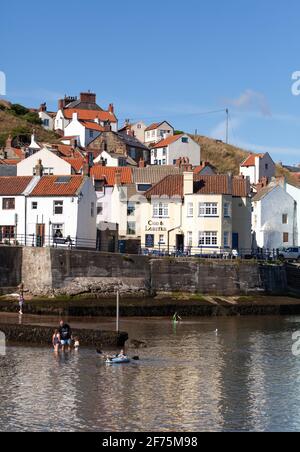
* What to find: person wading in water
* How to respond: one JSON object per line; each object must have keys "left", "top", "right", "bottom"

{"left": 58, "top": 320, "right": 72, "bottom": 352}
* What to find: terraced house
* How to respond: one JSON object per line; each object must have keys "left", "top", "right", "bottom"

{"left": 140, "top": 172, "right": 252, "bottom": 254}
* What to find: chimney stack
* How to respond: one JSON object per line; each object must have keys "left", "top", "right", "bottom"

{"left": 115, "top": 169, "right": 122, "bottom": 187}
{"left": 58, "top": 98, "right": 65, "bottom": 110}
{"left": 35, "top": 159, "right": 44, "bottom": 177}
{"left": 183, "top": 171, "right": 194, "bottom": 195}
{"left": 80, "top": 92, "right": 96, "bottom": 104}
{"left": 39, "top": 102, "right": 47, "bottom": 112}
{"left": 108, "top": 103, "right": 114, "bottom": 114}
{"left": 103, "top": 122, "right": 112, "bottom": 132}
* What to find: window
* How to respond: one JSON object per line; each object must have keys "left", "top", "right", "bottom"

{"left": 162, "top": 148, "right": 167, "bottom": 156}
{"left": 137, "top": 184, "right": 152, "bottom": 192}
{"left": 145, "top": 234, "right": 154, "bottom": 248}
{"left": 224, "top": 231, "right": 230, "bottom": 248}
{"left": 162, "top": 159, "right": 166, "bottom": 165}
{"left": 159, "top": 234, "right": 165, "bottom": 244}
{"left": 32, "top": 202, "right": 38, "bottom": 210}
{"left": 52, "top": 224, "right": 64, "bottom": 239}
{"left": 265, "top": 163, "right": 269, "bottom": 170}
{"left": 127, "top": 202, "right": 135, "bottom": 216}
{"left": 53, "top": 201, "right": 63, "bottom": 215}
{"left": 97, "top": 203, "right": 103, "bottom": 216}
{"left": 224, "top": 203, "right": 231, "bottom": 218}
{"left": 94, "top": 180, "right": 105, "bottom": 192}
{"left": 33, "top": 167, "right": 54, "bottom": 175}
{"left": 91, "top": 202, "right": 95, "bottom": 217}
{"left": 182, "top": 137, "right": 189, "bottom": 143}
{"left": 89, "top": 130, "right": 94, "bottom": 138}
{"left": 282, "top": 214, "right": 288, "bottom": 224}
{"left": 153, "top": 203, "right": 168, "bottom": 218}
{"left": 283, "top": 232, "right": 289, "bottom": 243}
{"left": 43, "top": 119, "right": 50, "bottom": 127}
{"left": 199, "top": 203, "right": 218, "bottom": 217}
{"left": 151, "top": 131, "right": 155, "bottom": 137}
{"left": 2, "top": 198, "right": 15, "bottom": 210}
{"left": 127, "top": 221, "right": 136, "bottom": 235}
{"left": 187, "top": 231, "right": 193, "bottom": 247}
{"left": 199, "top": 232, "right": 218, "bottom": 247}
{"left": 0, "top": 226, "right": 15, "bottom": 240}
{"left": 187, "top": 202, "right": 194, "bottom": 217}
{"left": 137, "top": 124, "right": 142, "bottom": 129}
{"left": 130, "top": 148, "right": 136, "bottom": 159}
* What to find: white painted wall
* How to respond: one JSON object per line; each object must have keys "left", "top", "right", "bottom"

{"left": 17, "top": 148, "right": 72, "bottom": 176}
{"left": 252, "top": 185, "right": 296, "bottom": 249}
{"left": 145, "top": 122, "right": 174, "bottom": 144}
{"left": 151, "top": 135, "right": 201, "bottom": 166}
{"left": 240, "top": 153, "right": 275, "bottom": 184}
{"left": 27, "top": 178, "right": 97, "bottom": 246}
{"left": 39, "top": 111, "right": 54, "bottom": 131}
{"left": 286, "top": 182, "right": 300, "bottom": 246}
{"left": 54, "top": 109, "right": 70, "bottom": 132}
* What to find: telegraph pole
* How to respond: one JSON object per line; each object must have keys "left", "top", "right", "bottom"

{"left": 225, "top": 108, "right": 229, "bottom": 144}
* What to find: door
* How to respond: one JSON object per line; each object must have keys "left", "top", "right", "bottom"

{"left": 176, "top": 234, "right": 184, "bottom": 252}
{"left": 232, "top": 233, "right": 239, "bottom": 250}
{"left": 36, "top": 224, "right": 45, "bottom": 247}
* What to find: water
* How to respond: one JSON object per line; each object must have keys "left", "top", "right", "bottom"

{"left": 1, "top": 315, "right": 300, "bottom": 432}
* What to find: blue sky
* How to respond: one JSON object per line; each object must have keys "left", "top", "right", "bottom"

{"left": 1, "top": 0, "right": 300, "bottom": 163}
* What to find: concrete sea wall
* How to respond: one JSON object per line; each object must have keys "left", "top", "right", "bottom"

{"left": 0, "top": 323, "right": 128, "bottom": 347}
{"left": 0, "top": 247, "right": 289, "bottom": 297}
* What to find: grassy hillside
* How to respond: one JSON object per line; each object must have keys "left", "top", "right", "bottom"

{"left": 0, "top": 101, "right": 59, "bottom": 148}
{"left": 191, "top": 134, "right": 249, "bottom": 174}
{"left": 191, "top": 134, "right": 298, "bottom": 185}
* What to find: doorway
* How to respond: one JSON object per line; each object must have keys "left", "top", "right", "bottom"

{"left": 176, "top": 234, "right": 184, "bottom": 252}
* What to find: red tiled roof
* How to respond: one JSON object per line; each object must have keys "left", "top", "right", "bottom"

{"left": 241, "top": 153, "right": 265, "bottom": 167}
{"left": 29, "top": 176, "right": 85, "bottom": 197}
{"left": 153, "top": 135, "right": 182, "bottom": 148}
{"left": 0, "top": 176, "right": 33, "bottom": 195}
{"left": 90, "top": 166, "right": 133, "bottom": 186}
{"left": 81, "top": 121, "right": 105, "bottom": 132}
{"left": 145, "top": 122, "right": 161, "bottom": 132}
{"left": 0, "top": 159, "right": 20, "bottom": 165}
{"left": 145, "top": 174, "right": 236, "bottom": 198}
{"left": 53, "top": 145, "right": 83, "bottom": 158}
{"left": 62, "top": 158, "right": 85, "bottom": 173}
{"left": 193, "top": 175, "right": 231, "bottom": 195}
{"left": 63, "top": 108, "right": 117, "bottom": 123}
{"left": 59, "top": 136, "right": 78, "bottom": 141}
{"left": 193, "top": 162, "right": 215, "bottom": 174}
{"left": 232, "top": 176, "right": 250, "bottom": 197}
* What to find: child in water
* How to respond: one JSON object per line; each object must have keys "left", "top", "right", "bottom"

{"left": 18, "top": 295, "right": 24, "bottom": 315}
{"left": 52, "top": 329, "right": 61, "bottom": 353}
{"left": 74, "top": 337, "right": 80, "bottom": 351}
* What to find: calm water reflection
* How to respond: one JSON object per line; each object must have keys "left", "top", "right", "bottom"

{"left": 1, "top": 315, "right": 300, "bottom": 432}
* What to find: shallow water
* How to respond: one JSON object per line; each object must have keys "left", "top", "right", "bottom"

{"left": 1, "top": 315, "right": 300, "bottom": 432}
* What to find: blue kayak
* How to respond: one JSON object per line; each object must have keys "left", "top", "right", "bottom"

{"left": 106, "top": 356, "right": 131, "bottom": 364}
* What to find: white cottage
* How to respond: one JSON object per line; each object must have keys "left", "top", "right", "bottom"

{"left": 252, "top": 180, "right": 297, "bottom": 249}
{"left": 17, "top": 148, "right": 72, "bottom": 176}
{"left": 150, "top": 134, "right": 201, "bottom": 167}
{"left": 240, "top": 153, "right": 275, "bottom": 185}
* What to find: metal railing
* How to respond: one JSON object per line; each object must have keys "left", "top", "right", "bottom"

{"left": 139, "top": 245, "right": 281, "bottom": 261}
{"left": 0, "top": 233, "right": 98, "bottom": 250}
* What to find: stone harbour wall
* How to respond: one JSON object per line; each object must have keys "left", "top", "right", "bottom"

{"left": 0, "top": 247, "right": 289, "bottom": 297}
